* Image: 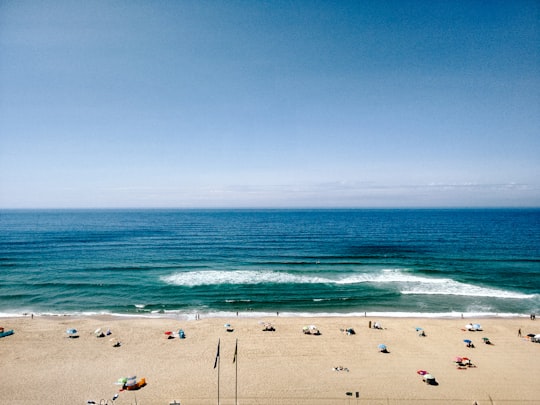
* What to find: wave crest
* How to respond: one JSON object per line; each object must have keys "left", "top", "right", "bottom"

{"left": 160, "top": 269, "right": 535, "bottom": 299}
{"left": 160, "top": 270, "right": 328, "bottom": 287}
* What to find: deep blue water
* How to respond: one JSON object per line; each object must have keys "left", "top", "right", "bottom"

{"left": 1, "top": 209, "right": 539, "bottom": 318}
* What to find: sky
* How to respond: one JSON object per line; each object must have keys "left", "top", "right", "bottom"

{"left": 1, "top": 0, "right": 539, "bottom": 208}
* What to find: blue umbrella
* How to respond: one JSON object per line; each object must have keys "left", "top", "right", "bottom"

{"left": 463, "top": 339, "right": 472, "bottom": 344}
{"left": 66, "top": 329, "right": 77, "bottom": 334}
{"left": 415, "top": 327, "right": 423, "bottom": 331}
{"left": 378, "top": 344, "right": 387, "bottom": 350}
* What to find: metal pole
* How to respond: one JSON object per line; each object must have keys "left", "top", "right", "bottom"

{"left": 235, "top": 339, "right": 238, "bottom": 405}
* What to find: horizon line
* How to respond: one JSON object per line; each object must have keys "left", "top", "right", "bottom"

{"left": 1, "top": 206, "right": 539, "bottom": 211}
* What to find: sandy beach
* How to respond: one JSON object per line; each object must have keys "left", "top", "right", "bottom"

{"left": 1, "top": 315, "right": 539, "bottom": 404}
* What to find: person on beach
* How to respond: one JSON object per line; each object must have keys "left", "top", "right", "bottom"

{"left": 518, "top": 328, "right": 522, "bottom": 337}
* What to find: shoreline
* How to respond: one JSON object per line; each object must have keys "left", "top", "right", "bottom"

{"left": 2, "top": 314, "right": 539, "bottom": 404}
{"left": 1, "top": 310, "right": 535, "bottom": 321}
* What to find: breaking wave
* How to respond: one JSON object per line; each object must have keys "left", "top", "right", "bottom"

{"left": 160, "top": 269, "right": 534, "bottom": 299}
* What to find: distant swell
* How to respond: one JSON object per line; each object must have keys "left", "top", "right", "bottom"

{"left": 160, "top": 269, "right": 534, "bottom": 299}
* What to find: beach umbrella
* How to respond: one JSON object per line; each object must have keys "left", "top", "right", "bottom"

{"left": 423, "top": 373, "right": 435, "bottom": 380}
{"left": 473, "top": 324, "right": 481, "bottom": 330}
{"left": 415, "top": 327, "right": 423, "bottom": 331}
{"left": 164, "top": 331, "right": 173, "bottom": 336}
{"left": 94, "top": 328, "right": 102, "bottom": 335}
{"left": 378, "top": 344, "right": 387, "bottom": 350}
{"left": 454, "top": 357, "right": 463, "bottom": 363}
{"left": 125, "top": 376, "right": 137, "bottom": 387}
{"left": 417, "top": 370, "right": 427, "bottom": 375}
{"left": 224, "top": 323, "right": 231, "bottom": 328}
{"left": 66, "top": 329, "right": 77, "bottom": 334}
{"left": 463, "top": 339, "right": 472, "bottom": 344}
{"left": 115, "top": 377, "right": 128, "bottom": 386}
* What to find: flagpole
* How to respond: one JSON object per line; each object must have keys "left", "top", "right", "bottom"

{"left": 235, "top": 338, "right": 238, "bottom": 405}
{"left": 214, "top": 339, "right": 220, "bottom": 405}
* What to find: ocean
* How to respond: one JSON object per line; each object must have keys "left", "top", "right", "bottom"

{"left": 1, "top": 209, "right": 539, "bottom": 319}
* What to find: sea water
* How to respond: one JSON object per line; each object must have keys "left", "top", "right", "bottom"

{"left": 1, "top": 209, "right": 539, "bottom": 318}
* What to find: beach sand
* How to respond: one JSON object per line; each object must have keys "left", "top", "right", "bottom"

{"left": 1, "top": 315, "right": 539, "bottom": 404}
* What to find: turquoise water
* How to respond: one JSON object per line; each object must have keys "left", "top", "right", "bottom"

{"left": 1, "top": 209, "right": 539, "bottom": 318}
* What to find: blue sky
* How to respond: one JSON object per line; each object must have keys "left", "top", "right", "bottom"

{"left": 1, "top": 0, "right": 539, "bottom": 208}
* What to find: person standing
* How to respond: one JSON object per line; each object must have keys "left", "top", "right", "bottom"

{"left": 518, "top": 328, "right": 522, "bottom": 337}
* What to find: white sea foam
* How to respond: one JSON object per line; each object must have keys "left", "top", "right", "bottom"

{"left": 160, "top": 270, "right": 328, "bottom": 287}
{"left": 0, "top": 309, "right": 530, "bottom": 320}
{"left": 160, "top": 268, "right": 536, "bottom": 299}
{"left": 0, "top": 310, "right": 115, "bottom": 318}
{"left": 366, "top": 269, "right": 532, "bottom": 299}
